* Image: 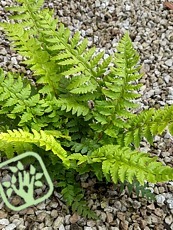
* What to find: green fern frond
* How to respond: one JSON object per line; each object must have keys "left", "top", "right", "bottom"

{"left": 0, "top": 69, "right": 69, "bottom": 130}
{"left": 90, "top": 33, "right": 142, "bottom": 137}
{"left": 122, "top": 105, "right": 173, "bottom": 147}
{"left": 0, "top": 129, "right": 68, "bottom": 165}
{"left": 0, "top": 70, "right": 44, "bottom": 124}
{"left": 1, "top": 0, "right": 112, "bottom": 97}
{"left": 105, "top": 32, "right": 142, "bottom": 109}
{"left": 68, "top": 145, "right": 173, "bottom": 185}
{"left": 56, "top": 170, "right": 98, "bottom": 219}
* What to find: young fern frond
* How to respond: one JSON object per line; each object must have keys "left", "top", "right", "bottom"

{"left": 91, "top": 33, "right": 142, "bottom": 138}
{"left": 103, "top": 32, "right": 142, "bottom": 111}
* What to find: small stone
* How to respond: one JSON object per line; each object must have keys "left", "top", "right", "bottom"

{"left": 17, "top": 225, "right": 26, "bottom": 230}
{"left": 117, "top": 212, "right": 125, "bottom": 222}
{"left": 0, "top": 48, "right": 7, "bottom": 55}
{"left": 165, "top": 215, "right": 173, "bottom": 225}
{"left": 39, "top": 223, "right": 44, "bottom": 229}
{"left": 19, "top": 209, "right": 27, "bottom": 215}
{"left": 101, "top": 201, "right": 108, "bottom": 209}
{"left": 106, "top": 212, "right": 114, "bottom": 223}
{"left": 1, "top": 0, "right": 7, "bottom": 6}
{"left": 114, "top": 201, "right": 122, "bottom": 210}
{"left": 5, "top": 223, "right": 16, "bottom": 230}
{"left": 170, "top": 222, "right": 173, "bottom": 230}
{"left": 84, "top": 227, "right": 93, "bottom": 230}
{"left": 87, "top": 220, "right": 96, "bottom": 227}
{"left": 133, "top": 201, "right": 141, "bottom": 209}
{"left": 144, "top": 227, "right": 150, "bottom": 230}
{"left": 77, "top": 218, "right": 86, "bottom": 227}
{"left": 140, "top": 219, "right": 147, "bottom": 229}
{"left": 120, "top": 220, "right": 129, "bottom": 230}
{"left": 11, "top": 57, "right": 18, "bottom": 65}
{"left": 155, "top": 194, "right": 165, "bottom": 204}
{"left": 95, "top": 0, "right": 100, "bottom": 7}
{"left": 12, "top": 219, "right": 22, "bottom": 227}
{"left": 48, "top": 2, "right": 54, "bottom": 8}
{"left": 53, "top": 216, "right": 64, "bottom": 229}
{"left": 145, "top": 89, "right": 155, "bottom": 98}
{"left": 100, "top": 212, "right": 106, "bottom": 222}
{"left": 69, "top": 213, "right": 79, "bottom": 224}
{"left": 35, "top": 188, "right": 43, "bottom": 196}
{"left": 167, "top": 199, "right": 173, "bottom": 209}
{"left": 163, "top": 193, "right": 172, "bottom": 199}
{"left": 165, "top": 59, "right": 172, "bottom": 67}
{"left": 0, "top": 210, "right": 7, "bottom": 218}
{"left": 10, "top": 217, "right": 18, "bottom": 224}
{"left": 104, "top": 206, "right": 115, "bottom": 213}
{"left": 164, "top": 74, "right": 170, "bottom": 83}
{"left": 86, "top": 28, "right": 93, "bottom": 36}
{"left": 26, "top": 208, "right": 35, "bottom": 215}
{"left": 2, "top": 174, "right": 11, "bottom": 183}
{"left": 98, "top": 226, "right": 107, "bottom": 230}
{"left": 147, "top": 203, "right": 155, "bottom": 210}
{"left": 45, "top": 215, "right": 53, "bottom": 227}
{"left": 42, "top": 228, "right": 52, "bottom": 230}
{"left": 37, "top": 202, "right": 46, "bottom": 210}
{"left": 151, "top": 214, "right": 159, "bottom": 224}
{"left": 0, "top": 219, "right": 9, "bottom": 225}
{"left": 51, "top": 210, "right": 58, "bottom": 218}
{"left": 59, "top": 224, "right": 65, "bottom": 230}
{"left": 50, "top": 201, "right": 58, "bottom": 209}
{"left": 125, "top": 4, "right": 131, "bottom": 11}
{"left": 64, "top": 215, "right": 71, "bottom": 225}
{"left": 36, "top": 212, "right": 47, "bottom": 222}
{"left": 154, "top": 208, "right": 164, "bottom": 217}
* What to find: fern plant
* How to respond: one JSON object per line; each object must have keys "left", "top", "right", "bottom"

{"left": 0, "top": 0, "right": 173, "bottom": 218}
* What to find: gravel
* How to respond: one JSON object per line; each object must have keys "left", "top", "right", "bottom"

{"left": 0, "top": 0, "right": 173, "bottom": 229}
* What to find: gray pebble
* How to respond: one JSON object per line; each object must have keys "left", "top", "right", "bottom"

{"left": 165, "top": 215, "right": 173, "bottom": 225}
{"left": 95, "top": 0, "right": 100, "bottom": 7}
{"left": 11, "top": 57, "right": 18, "bottom": 65}
{"left": 0, "top": 219, "right": 9, "bottom": 226}
{"left": 84, "top": 227, "right": 93, "bottom": 230}
{"left": 87, "top": 220, "right": 96, "bottom": 227}
{"left": 0, "top": 48, "right": 7, "bottom": 55}
{"left": 165, "top": 59, "right": 172, "bottom": 67}
{"left": 5, "top": 224, "right": 16, "bottom": 230}
{"left": 59, "top": 224, "right": 65, "bottom": 230}
{"left": 167, "top": 199, "right": 173, "bottom": 209}
{"left": 155, "top": 194, "right": 165, "bottom": 204}
{"left": 53, "top": 217, "right": 64, "bottom": 229}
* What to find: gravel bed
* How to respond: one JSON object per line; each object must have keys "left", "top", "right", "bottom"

{"left": 0, "top": 0, "right": 173, "bottom": 229}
